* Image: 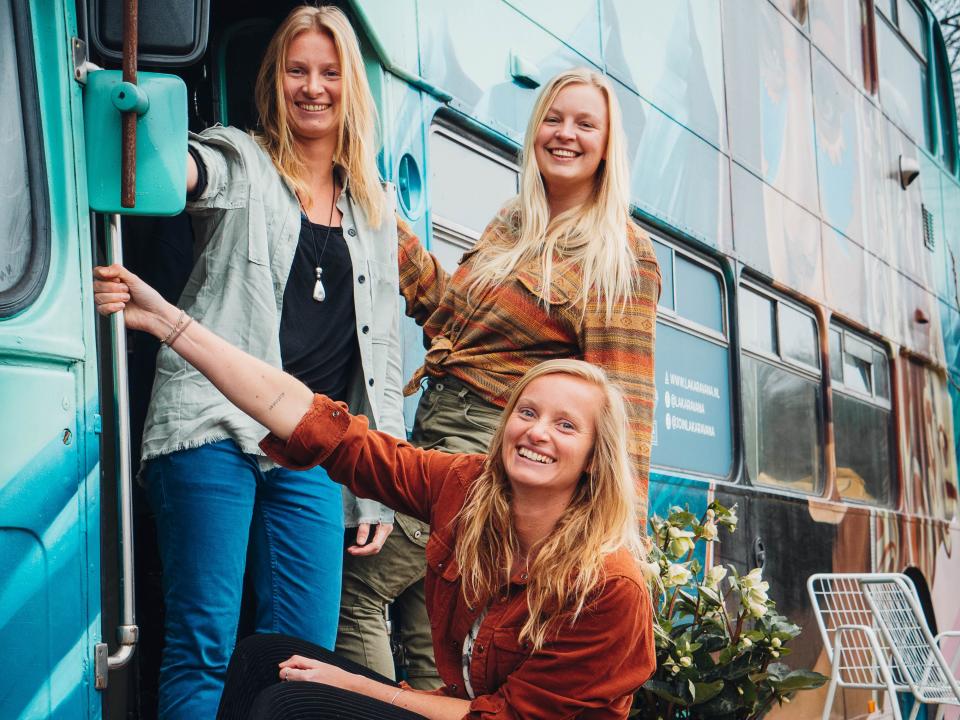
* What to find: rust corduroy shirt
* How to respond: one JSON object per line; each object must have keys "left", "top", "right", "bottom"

{"left": 261, "top": 394, "right": 656, "bottom": 719}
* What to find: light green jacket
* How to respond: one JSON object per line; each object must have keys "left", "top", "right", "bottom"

{"left": 141, "top": 125, "right": 404, "bottom": 525}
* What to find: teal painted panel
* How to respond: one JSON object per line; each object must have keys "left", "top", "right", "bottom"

{"left": 731, "top": 162, "right": 825, "bottom": 302}
{"left": 616, "top": 80, "right": 732, "bottom": 251}
{"left": 350, "top": 0, "right": 420, "bottom": 78}
{"left": 417, "top": 0, "right": 591, "bottom": 142}
{"left": 822, "top": 224, "right": 867, "bottom": 326}
{"left": 603, "top": 0, "right": 726, "bottom": 151}
{"left": 83, "top": 70, "right": 187, "bottom": 216}
{"left": 506, "top": 0, "right": 601, "bottom": 66}
{"left": 812, "top": 50, "right": 864, "bottom": 247}
{"left": 723, "top": 0, "right": 819, "bottom": 216}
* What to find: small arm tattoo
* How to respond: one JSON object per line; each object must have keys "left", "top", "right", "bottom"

{"left": 268, "top": 392, "right": 285, "bottom": 411}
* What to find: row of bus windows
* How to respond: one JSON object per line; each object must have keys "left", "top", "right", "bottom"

{"left": 651, "top": 237, "right": 895, "bottom": 509}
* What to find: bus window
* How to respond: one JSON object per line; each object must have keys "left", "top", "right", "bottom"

{"left": 428, "top": 125, "right": 518, "bottom": 271}
{"left": 0, "top": 0, "right": 46, "bottom": 316}
{"left": 740, "top": 284, "right": 822, "bottom": 494}
{"left": 830, "top": 325, "right": 894, "bottom": 505}
{"left": 651, "top": 240, "right": 732, "bottom": 479}
{"left": 876, "top": 0, "right": 932, "bottom": 151}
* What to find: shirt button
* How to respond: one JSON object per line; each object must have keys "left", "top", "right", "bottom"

{"left": 520, "top": 572, "right": 528, "bottom": 580}
{"left": 348, "top": 228, "right": 357, "bottom": 237}
{"left": 331, "top": 411, "right": 340, "bottom": 417}
{"left": 414, "top": 529, "right": 422, "bottom": 538}
{"left": 362, "top": 325, "right": 369, "bottom": 334}
{"left": 368, "top": 378, "right": 375, "bottom": 386}
{"left": 358, "top": 274, "right": 366, "bottom": 283}
{"left": 437, "top": 562, "right": 444, "bottom": 569}
{"left": 476, "top": 644, "right": 484, "bottom": 653}
{"left": 451, "top": 683, "right": 458, "bottom": 691}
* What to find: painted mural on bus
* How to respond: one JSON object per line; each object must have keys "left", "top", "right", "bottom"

{"left": 0, "top": 0, "right": 957, "bottom": 718}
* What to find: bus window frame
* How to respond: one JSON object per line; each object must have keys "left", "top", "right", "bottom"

{"left": 427, "top": 119, "right": 519, "bottom": 251}
{"left": 650, "top": 233, "right": 735, "bottom": 483}
{"left": 828, "top": 320, "right": 897, "bottom": 507}
{"left": 0, "top": 0, "right": 50, "bottom": 318}
{"left": 739, "top": 279, "right": 826, "bottom": 497}
{"left": 653, "top": 238, "right": 729, "bottom": 346}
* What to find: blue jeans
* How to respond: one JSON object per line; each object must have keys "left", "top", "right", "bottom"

{"left": 145, "top": 439, "right": 344, "bottom": 720}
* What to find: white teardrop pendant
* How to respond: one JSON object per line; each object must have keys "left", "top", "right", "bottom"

{"left": 313, "top": 266, "right": 326, "bottom": 302}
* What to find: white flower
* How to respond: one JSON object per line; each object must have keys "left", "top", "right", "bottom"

{"left": 741, "top": 568, "right": 764, "bottom": 589}
{"left": 704, "top": 565, "right": 727, "bottom": 589}
{"left": 740, "top": 637, "right": 753, "bottom": 648}
{"left": 641, "top": 560, "right": 662, "bottom": 583}
{"left": 771, "top": 637, "right": 782, "bottom": 648}
{"left": 679, "top": 656, "right": 692, "bottom": 667}
{"left": 667, "top": 526, "right": 696, "bottom": 557}
{"left": 747, "top": 599, "right": 768, "bottom": 618}
{"left": 671, "top": 665, "right": 680, "bottom": 674}
{"left": 770, "top": 650, "right": 780, "bottom": 658}
{"left": 700, "top": 519, "right": 718, "bottom": 542}
{"left": 664, "top": 563, "right": 693, "bottom": 587}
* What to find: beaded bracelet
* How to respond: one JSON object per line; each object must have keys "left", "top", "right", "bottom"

{"left": 160, "top": 310, "right": 185, "bottom": 346}
{"left": 389, "top": 688, "right": 406, "bottom": 705}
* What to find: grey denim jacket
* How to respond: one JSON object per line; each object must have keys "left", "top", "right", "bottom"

{"left": 141, "top": 126, "right": 404, "bottom": 526}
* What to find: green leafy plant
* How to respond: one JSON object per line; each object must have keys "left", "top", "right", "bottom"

{"left": 632, "top": 502, "right": 826, "bottom": 719}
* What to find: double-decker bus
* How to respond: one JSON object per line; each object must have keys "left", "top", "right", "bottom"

{"left": 1, "top": 0, "right": 958, "bottom": 717}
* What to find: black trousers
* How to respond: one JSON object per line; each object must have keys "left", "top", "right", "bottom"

{"left": 217, "top": 633, "right": 429, "bottom": 720}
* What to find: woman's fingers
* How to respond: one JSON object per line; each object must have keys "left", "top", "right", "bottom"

{"left": 279, "top": 654, "right": 320, "bottom": 669}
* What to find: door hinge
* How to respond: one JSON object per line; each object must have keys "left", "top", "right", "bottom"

{"left": 71, "top": 37, "right": 100, "bottom": 85}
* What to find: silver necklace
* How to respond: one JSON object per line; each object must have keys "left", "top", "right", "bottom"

{"left": 308, "top": 173, "right": 338, "bottom": 303}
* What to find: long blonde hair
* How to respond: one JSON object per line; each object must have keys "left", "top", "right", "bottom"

{"left": 254, "top": 5, "right": 383, "bottom": 226}
{"left": 468, "top": 69, "right": 635, "bottom": 318}
{"left": 455, "top": 359, "right": 644, "bottom": 650}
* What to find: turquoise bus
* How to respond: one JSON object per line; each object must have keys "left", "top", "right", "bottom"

{"left": 1, "top": 0, "right": 958, "bottom": 717}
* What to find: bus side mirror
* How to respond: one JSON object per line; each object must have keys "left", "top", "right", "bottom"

{"left": 83, "top": 70, "right": 187, "bottom": 216}
{"left": 88, "top": 0, "right": 210, "bottom": 67}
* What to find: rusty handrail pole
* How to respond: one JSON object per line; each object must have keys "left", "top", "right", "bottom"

{"left": 120, "top": 0, "right": 138, "bottom": 207}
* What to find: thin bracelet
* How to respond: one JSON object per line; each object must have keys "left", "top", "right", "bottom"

{"left": 160, "top": 310, "right": 185, "bottom": 345}
{"left": 165, "top": 315, "right": 194, "bottom": 348}
{"left": 389, "top": 688, "right": 406, "bottom": 705}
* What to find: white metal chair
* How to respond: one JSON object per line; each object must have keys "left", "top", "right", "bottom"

{"left": 807, "top": 573, "right": 960, "bottom": 720}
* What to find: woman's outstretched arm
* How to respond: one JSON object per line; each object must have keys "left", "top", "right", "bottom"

{"left": 93, "top": 264, "right": 312, "bottom": 440}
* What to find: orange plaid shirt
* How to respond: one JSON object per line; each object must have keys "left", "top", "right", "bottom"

{"left": 397, "top": 214, "right": 661, "bottom": 517}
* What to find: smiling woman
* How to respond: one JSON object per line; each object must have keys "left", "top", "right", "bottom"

{"left": 91, "top": 259, "right": 656, "bottom": 719}
{"left": 131, "top": 6, "right": 408, "bottom": 718}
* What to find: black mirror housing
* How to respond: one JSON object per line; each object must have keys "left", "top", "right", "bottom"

{"left": 88, "top": 0, "right": 210, "bottom": 67}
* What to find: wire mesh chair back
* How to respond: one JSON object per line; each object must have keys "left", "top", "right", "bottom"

{"left": 808, "top": 573, "right": 904, "bottom": 690}
{"left": 808, "top": 572, "right": 960, "bottom": 719}
{"left": 862, "top": 575, "right": 960, "bottom": 705}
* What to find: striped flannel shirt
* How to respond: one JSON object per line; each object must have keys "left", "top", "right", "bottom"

{"left": 397, "top": 213, "right": 661, "bottom": 518}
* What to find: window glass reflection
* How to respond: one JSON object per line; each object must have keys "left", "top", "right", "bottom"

{"left": 675, "top": 255, "right": 723, "bottom": 333}
{"left": 743, "top": 356, "right": 821, "bottom": 492}
{"left": 779, "top": 303, "right": 819, "bottom": 368}
{"left": 829, "top": 329, "right": 843, "bottom": 381}
{"left": 0, "top": 0, "right": 32, "bottom": 295}
{"left": 740, "top": 288, "right": 776, "bottom": 354}
{"left": 652, "top": 239, "right": 674, "bottom": 311}
{"left": 834, "top": 394, "right": 892, "bottom": 505}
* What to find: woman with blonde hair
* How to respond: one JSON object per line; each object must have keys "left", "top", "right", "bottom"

{"left": 140, "top": 6, "right": 405, "bottom": 717}
{"left": 90, "top": 260, "right": 657, "bottom": 717}
{"left": 361, "top": 66, "right": 661, "bottom": 688}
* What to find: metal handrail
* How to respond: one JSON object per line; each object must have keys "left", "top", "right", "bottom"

{"left": 95, "top": 214, "right": 138, "bottom": 690}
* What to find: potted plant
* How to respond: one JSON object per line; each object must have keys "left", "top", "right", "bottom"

{"left": 632, "top": 502, "right": 826, "bottom": 719}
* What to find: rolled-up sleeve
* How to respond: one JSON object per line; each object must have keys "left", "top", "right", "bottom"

{"left": 466, "top": 576, "right": 656, "bottom": 720}
{"left": 260, "top": 394, "right": 470, "bottom": 524}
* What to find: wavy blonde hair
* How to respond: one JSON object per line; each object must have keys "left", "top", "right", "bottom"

{"left": 468, "top": 68, "right": 635, "bottom": 319}
{"left": 454, "top": 359, "right": 645, "bottom": 650}
{"left": 254, "top": 5, "right": 383, "bottom": 226}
